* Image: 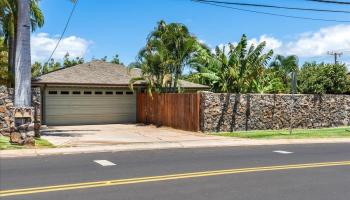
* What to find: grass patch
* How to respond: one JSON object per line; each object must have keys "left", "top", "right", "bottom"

{"left": 0, "top": 136, "right": 23, "bottom": 150}
{"left": 34, "top": 138, "right": 55, "bottom": 148}
{"left": 213, "top": 127, "right": 350, "bottom": 139}
{"left": 0, "top": 135, "right": 55, "bottom": 150}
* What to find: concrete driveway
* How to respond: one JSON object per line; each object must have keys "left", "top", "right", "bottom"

{"left": 41, "top": 124, "right": 225, "bottom": 147}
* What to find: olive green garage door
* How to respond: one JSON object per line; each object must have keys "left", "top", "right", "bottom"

{"left": 44, "top": 88, "right": 136, "bottom": 125}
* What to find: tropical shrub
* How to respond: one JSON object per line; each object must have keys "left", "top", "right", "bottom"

{"left": 298, "top": 62, "right": 349, "bottom": 94}
{"left": 188, "top": 34, "right": 273, "bottom": 93}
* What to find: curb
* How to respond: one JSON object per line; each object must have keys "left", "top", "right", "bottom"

{"left": 1, "top": 138, "right": 350, "bottom": 158}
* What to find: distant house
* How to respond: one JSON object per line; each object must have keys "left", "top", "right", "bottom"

{"left": 32, "top": 61, "right": 208, "bottom": 126}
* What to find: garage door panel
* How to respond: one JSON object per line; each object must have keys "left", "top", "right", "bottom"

{"left": 46, "top": 98, "right": 135, "bottom": 105}
{"left": 46, "top": 108, "right": 136, "bottom": 115}
{"left": 47, "top": 114, "right": 135, "bottom": 126}
{"left": 45, "top": 88, "right": 137, "bottom": 125}
{"left": 46, "top": 102, "right": 136, "bottom": 109}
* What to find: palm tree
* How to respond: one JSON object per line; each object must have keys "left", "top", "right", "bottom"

{"left": 14, "top": 0, "right": 32, "bottom": 106}
{"left": 131, "top": 20, "right": 199, "bottom": 93}
{"left": 0, "top": 0, "right": 43, "bottom": 87}
{"left": 269, "top": 54, "right": 299, "bottom": 92}
{"left": 129, "top": 41, "right": 171, "bottom": 95}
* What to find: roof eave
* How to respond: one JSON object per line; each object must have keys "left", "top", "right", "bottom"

{"left": 31, "top": 82, "right": 146, "bottom": 87}
{"left": 32, "top": 81, "right": 209, "bottom": 89}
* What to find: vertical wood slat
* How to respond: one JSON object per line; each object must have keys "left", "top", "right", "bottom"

{"left": 136, "top": 93, "right": 200, "bottom": 131}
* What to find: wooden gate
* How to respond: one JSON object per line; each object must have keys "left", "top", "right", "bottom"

{"left": 137, "top": 93, "right": 200, "bottom": 131}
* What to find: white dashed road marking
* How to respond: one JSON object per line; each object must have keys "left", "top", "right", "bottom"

{"left": 94, "top": 160, "right": 116, "bottom": 166}
{"left": 273, "top": 150, "right": 293, "bottom": 154}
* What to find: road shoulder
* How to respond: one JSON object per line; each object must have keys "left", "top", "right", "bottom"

{"left": 1, "top": 138, "right": 350, "bottom": 158}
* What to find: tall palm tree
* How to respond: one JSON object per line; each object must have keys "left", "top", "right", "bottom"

{"left": 131, "top": 20, "right": 199, "bottom": 93}
{"left": 0, "top": 0, "right": 43, "bottom": 87}
{"left": 13, "top": 0, "right": 75, "bottom": 107}
{"left": 14, "top": 0, "right": 32, "bottom": 106}
{"left": 129, "top": 40, "right": 171, "bottom": 95}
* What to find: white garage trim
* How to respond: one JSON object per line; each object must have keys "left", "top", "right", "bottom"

{"left": 44, "top": 87, "right": 136, "bottom": 125}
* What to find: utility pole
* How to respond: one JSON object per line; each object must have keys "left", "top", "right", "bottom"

{"left": 327, "top": 51, "right": 343, "bottom": 64}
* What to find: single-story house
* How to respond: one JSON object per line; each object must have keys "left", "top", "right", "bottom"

{"left": 32, "top": 61, "right": 208, "bottom": 126}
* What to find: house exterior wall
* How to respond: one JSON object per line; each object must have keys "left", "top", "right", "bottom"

{"left": 201, "top": 92, "right": 350, "bottom": 132}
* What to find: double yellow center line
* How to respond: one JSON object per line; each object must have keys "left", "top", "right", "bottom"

{"left": 1, "top": 160, "right": 350, "bottom": 197}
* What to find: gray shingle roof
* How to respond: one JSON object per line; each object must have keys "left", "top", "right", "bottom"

{"left": 32, "top": 61, "right": 209, "bottom": 89}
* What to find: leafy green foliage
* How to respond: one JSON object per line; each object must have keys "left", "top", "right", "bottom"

{"left": 128, "top": 61, "right": 141, "bottom": 69}
{"left": 97, "top": 54, "right": 124, "bottom": 65}
{"left": 63, "top": 53, "right": 84, "bottom": 68}
{"left": 265, "top": 55, "right": 299, "bottom": 93}
{"left": 31, "top": 58, "right": 61, "bottom": 78}
{"left": 0, "top": 0, "right": 44, "bottom": 86}
{"left": 298, "top": 62, "right": 350, "bottom": 94}
{"left": 31, "top": 53, "right": 84, "bottom": 78}
{"left": 31, "top": 61, "right": 41, "bottom": 78}
{"left": 0, "top": 37, "right": 8, "bottom": 85}
{"left": 110, "top": 54, "right": 123, "bottom": 65}
{"left": 131, "top": 22, "right": 349, "bottom": 95}
{"left": 188, "top": 34, "right": 273, "bottom": 93}
{"left": 99, "top": 56, "right": 107, "bottom": 62}
{"left": 130, "top": 20, "right": 199, "bottom": 94}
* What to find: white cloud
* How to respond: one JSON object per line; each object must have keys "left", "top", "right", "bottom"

{"left": 212, "top": 35, "right": 282, "bottom": 55}
{"left": 212, "top": 24, "right": 350, "bottom": 61}
{"left": 198, "top": 39, "right": 206, "bottom": 44}
{"left": 247, "top": 35, "right": 282, "bottom": 53}
{"left": 214, "top": 43, "right": 232, "bottom": 54}
{"left": 31, "top": 33, "right": 91, "bottom": 63}
{"left": 282, "top": 24, "right": 350, "bottom": 57}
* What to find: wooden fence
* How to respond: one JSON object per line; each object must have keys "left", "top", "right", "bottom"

{"left": 137, "top": 93, "right": 201, "bottom": 131}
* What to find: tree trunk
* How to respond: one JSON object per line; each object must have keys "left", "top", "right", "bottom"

{"left": 173, "top": 67, "right": 180, "bottom": 93}
{"left": 7, "top": 35, "right": 16, "bottom": 87}
{"left": 173, "top": 76, "right": 178, "bottom": 93}
{"left": 14, "top": 0, "right": 31, "bottom": 107}
{"left": 7, "top": 37, "right": 13, "bottom": 87}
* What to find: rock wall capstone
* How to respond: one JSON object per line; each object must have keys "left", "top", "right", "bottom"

{"left": 200, "top": 92, "right": 350, "bottom": 132}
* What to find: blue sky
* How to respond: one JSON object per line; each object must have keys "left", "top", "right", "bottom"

{"left": 32, "top": 0, "right": 350, "bottom": 68}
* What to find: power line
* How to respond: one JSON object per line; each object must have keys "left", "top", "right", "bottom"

{"left": 307, "top": 0, "right": 350, "bottom": 5}
{"left": 44, "top": 0, "right": 78, "bottom": 65}
{"left": 192, "top": 0, "right": 350, "bottom": 23}
{"left": 332, "top": 48, "right": 350, "bottom": 52}
{"left": 193, "top": 0, "right": 350, "bottom": 14}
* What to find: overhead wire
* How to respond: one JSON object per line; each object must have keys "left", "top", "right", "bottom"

{"left": 44, "top": 0, "right": 79, "bottom": 66}
{"left": 306, "top": 0, "right": 350, "bottom": 5}
{"left": 193, "top": 0, "right": 350, "bottom": 14}
{"left": 192, "top": 0, "right": 350, "bottom": 23}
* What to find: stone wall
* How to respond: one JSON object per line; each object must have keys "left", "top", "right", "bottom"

{"left": 200, "top": 92, "right": 350, "bottom": 132}
{"left": 0, "top": 86, "right": 15, "bottom": 135}
{"left": 0, "top": 86, "right": 41, "bottom": 136}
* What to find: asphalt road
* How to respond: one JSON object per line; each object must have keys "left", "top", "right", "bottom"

{"left": 1, "top": 143, "right": 350, "bottom": 200}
